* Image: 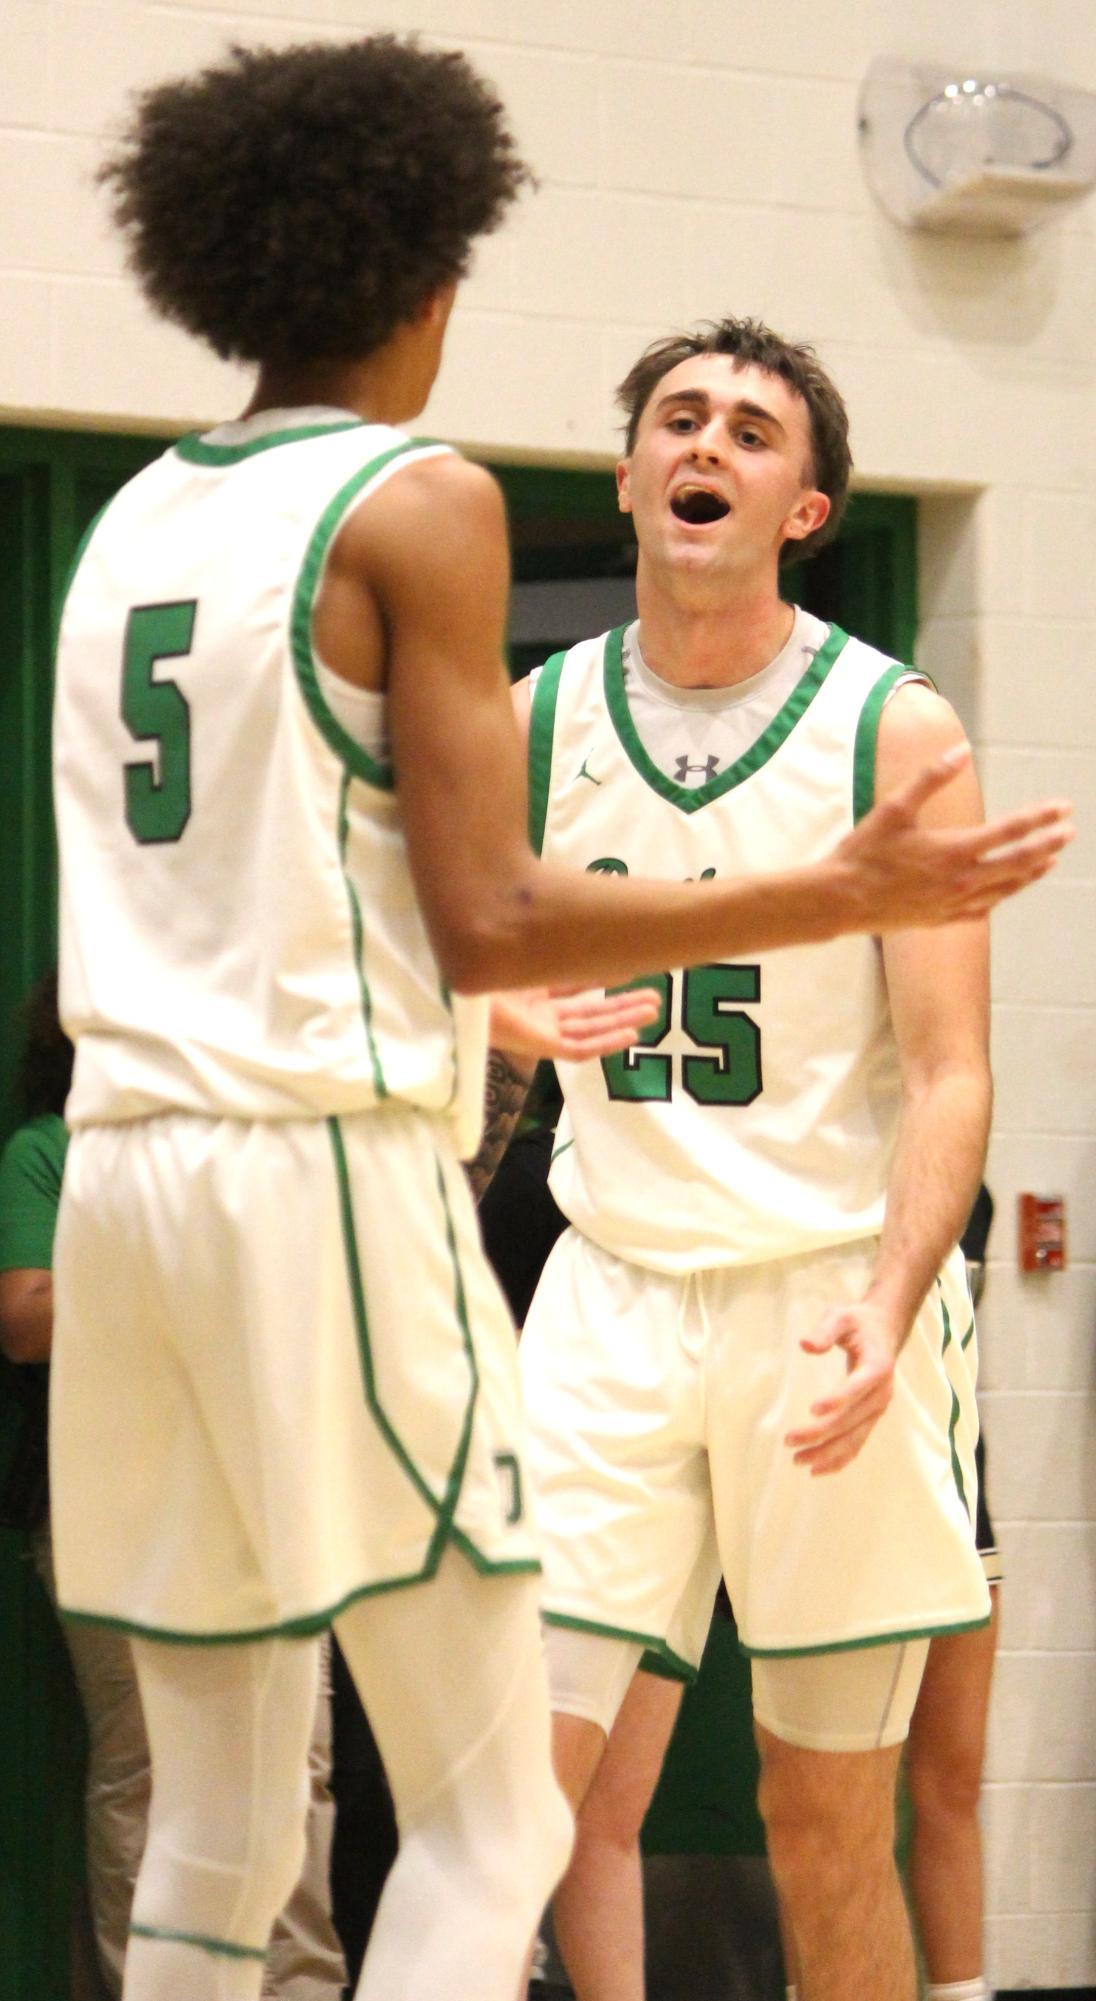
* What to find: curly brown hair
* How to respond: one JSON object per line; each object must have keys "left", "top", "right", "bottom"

{"left": 99, "top": 37, "right": 531, "bottom": 366}
{"left": 616, "top": 318, "right": 852, "bottom": 563}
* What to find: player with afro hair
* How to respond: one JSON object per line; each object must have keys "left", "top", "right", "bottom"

{"left": 100, "top": 36, "right": 530, "bottom": 365}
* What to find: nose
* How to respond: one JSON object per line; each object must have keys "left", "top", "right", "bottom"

{"left": 687, "top": 419, "right": 729, "bottom": 465}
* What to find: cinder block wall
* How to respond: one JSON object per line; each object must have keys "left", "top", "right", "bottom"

{"left": 2, "top": 1, "right": 1094, "bottom": 1983}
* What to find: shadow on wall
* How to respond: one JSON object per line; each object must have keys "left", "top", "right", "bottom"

{"left": 868, "top": 207, "right": 1072, "bottom": 351}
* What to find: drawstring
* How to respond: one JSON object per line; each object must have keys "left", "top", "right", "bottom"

{"left": 677, "top": 1270, "right": 713, "bottom": 1360}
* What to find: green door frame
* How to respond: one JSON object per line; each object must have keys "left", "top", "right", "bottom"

{"left": 0, "top": 427, "right": 170, "bottom": 1139}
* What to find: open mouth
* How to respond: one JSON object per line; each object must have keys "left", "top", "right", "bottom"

{"left": 670, "top": 485, "right": 731, "bottom": 526}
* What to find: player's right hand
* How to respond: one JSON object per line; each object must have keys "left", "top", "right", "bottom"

{"left": 488, "top": 984, "right": 662, "bottom": 1063}
{"left": 834, "top": 743, "right": 1073, "bottom": 931}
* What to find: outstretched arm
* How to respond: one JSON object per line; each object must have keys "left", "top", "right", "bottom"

{"left": 346, "top": 455, "right": 1070, "bottom": 993}
{"left": 787, "top": 685, "right": 994, "bottom": 1476}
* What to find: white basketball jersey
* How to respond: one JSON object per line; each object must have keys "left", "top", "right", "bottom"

{"left": 54, "top": 413, "right": 488, "bottom": 1154}
{"left": 529, "top": 622, "right": 927, "bottom": 1272}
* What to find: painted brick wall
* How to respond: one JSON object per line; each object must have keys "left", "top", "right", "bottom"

{"left": 2, "top": 0, "right": 1094, "bottom": 1983}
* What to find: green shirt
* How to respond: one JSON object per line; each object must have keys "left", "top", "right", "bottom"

{"left": 0, "top": 1115, "right": 68, "bottom": 1272}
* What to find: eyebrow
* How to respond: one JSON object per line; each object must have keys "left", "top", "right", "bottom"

{"left": 653, "top": 387, "right": 787, "bottom": 436}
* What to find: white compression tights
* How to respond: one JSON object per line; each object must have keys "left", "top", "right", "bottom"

{"left": 124, "top": 1550, "right": 571, "bottom": 2001}
{"left": 125, "top": 1631, "right": 318, "bottom": 2001}
{"left": 335, "top": 1550, "right": 573, "bottom": 2001}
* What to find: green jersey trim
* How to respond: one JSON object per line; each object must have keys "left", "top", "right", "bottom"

{"left": 426, "top": 1144, "right": 481, "bottom": 1552}
{"left": 329, "top": 1116, "right": 475, "bottom": 1561}
{"left": 130, "top": 1924, "right": 265, "bottom": 1962}
{"left": 543, "top": 1610, "right": 698, "bottom": 1683}
{"left": 336, "top": 772, "right": 387, "bottom": 1101}
{"left": 940, "top": 1291, "right": 971, "bottom": 1519}
{"left": 603, "top": 621, "right": 851, "bottom": 813}
{"left": 58, "top": 1539, "right": 537, "bottom": 1643}
{"left": 447, "top": 1531, "right": 541, "bottom": 1580}
{"left": 59, "top": 1571, "right": 433, "bottom": 1644}
{"left": 174, "top": 420, "right": 362, "bottom": 466}
{"left": 639, "top": 1647, "right": 692, "bottom": 1684}
{"left": 741, "top": 1613, "right": 992, "bottom": 1659}
{"left": 851, "top": 662, "right": 935, "bottom": 823}
{"left": 527, "top": 650, "right": 568, "bottom": 854}
{"left": 290, "top": 437, "right": 443, "bottom": 790}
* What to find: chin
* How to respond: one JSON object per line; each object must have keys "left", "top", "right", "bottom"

{"left": 669, "top": 535, "right": 730, "bottom": 573}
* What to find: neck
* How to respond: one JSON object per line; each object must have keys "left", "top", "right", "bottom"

{"left": 634, "top": 563, "right": 795, "bottom": 689}
{"left": 242, "top": 349, "right": 423, "bottom": 429}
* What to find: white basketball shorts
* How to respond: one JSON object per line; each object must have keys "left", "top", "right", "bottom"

{"left": 51, "top": 1108, "right": 538, "bottom": 1641}
{"left": 519, "top": 1230, "right": 989, "bottom": 1676}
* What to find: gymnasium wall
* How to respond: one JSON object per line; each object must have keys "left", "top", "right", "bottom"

{"left": 2, "top": 0, "right": 1094, "bottom": 1985}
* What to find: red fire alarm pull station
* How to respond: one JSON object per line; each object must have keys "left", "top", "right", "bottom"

{"left": 1018, "top": 1194, "right": 1067, "bottom": 1273}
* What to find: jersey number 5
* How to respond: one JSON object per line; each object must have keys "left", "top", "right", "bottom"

{"left": 121, "top": 600, "right": 196, "bottom": 844}
{"left": 600, "top": 965, "right": 762, "bottom": 1106}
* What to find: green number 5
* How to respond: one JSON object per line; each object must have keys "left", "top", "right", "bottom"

{"left": 682, "top": 964, "right": 762, "bottom": 1106}
{"left": 600, "top": 963, "right": 762, "bottom": 1106}
{"left": 121, "top": 600, "right": 196, "bottom": 844}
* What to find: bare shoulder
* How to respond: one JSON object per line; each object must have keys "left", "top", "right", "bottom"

{"left": 877, "top": 681, "right": 981, "bottom": 825}
{"left": 341, "top": 449, "right": 506, "bottom": 565}
{"left": 879, "top": 678, "right": 965, "bottom": 755}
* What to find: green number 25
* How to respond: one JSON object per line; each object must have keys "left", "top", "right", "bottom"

{"left": 121, "top": 600, "right": 196, "bottom": 845}
{"left": 601, "top": 964, "right": 762, "bottom": 1106}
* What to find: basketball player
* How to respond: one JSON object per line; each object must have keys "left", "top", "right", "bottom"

{"left": 509, "top": 320, "right": 1048, "bottom": 2001}
{"left": 50, "top": 40, "right": 1066, "bottom": 2001}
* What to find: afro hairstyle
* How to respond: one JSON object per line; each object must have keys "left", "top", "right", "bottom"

{"left": 99, "top": 36, "right": 531, "bottom": 366}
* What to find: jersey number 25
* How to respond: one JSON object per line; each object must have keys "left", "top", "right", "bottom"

{"left": 601, "top": 966, "right": 762, "bottom": 1106}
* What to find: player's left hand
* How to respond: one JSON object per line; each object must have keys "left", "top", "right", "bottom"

{"left": 488, "top": 984, "right": 661, "bottom": 1063}
{"left": 785, "top": 1299, "right": 903, "bottom": 1476}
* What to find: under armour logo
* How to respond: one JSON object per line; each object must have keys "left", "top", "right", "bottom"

{"left": 575, "top": 758, "right": 602, "bottom": 786}
{"left": 675, "top": 754, "right": 720, "bottom": 783}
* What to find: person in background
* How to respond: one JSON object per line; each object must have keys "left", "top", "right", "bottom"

{"left": 0, "top": 970, "right": 346, "bottom": 2001}
{"left": 903, "top": 1186, "right": 1000, "bottom": 2001}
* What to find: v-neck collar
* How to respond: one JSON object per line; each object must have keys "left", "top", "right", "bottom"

{"left": 602, "top": 620, "right": 850, "bottom": 813}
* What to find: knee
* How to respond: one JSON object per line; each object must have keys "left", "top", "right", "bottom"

{"left": 574, "top": 1762, "right": 649, "bottom": 1859}
{"left": 757, "top": 1748, "right": 894, "bottom": 1911}
{"left": 140, "top": 1774, "right": 310, "bottom": 1948}
{"left": 207, "top": 1817, "right": 308, "bottom": 1948}
{"left": 758, "top": 1760, "right": 847, "bottom": 1904}
{"left": 423, "top": 1715, "right": 573, "bottom": 1926}
{"left": 250, "top": 1797, "right": 311, "bottom": 1917}
{"left": 906, "top": 1739, "right": 983, "bottom": 1829}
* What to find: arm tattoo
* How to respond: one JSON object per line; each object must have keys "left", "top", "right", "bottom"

{"left": 466, "top": 1049, "right": 536, "bottom": 1203}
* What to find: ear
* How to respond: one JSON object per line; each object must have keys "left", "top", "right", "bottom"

{"left": 417, "top": 280, "right": 458, "bottom": 331}
{"left": 616, "top": 458, "right": 633, "bottom": 516}
{"left": 781, "top": 488, "right": 830, "bottom": 547}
